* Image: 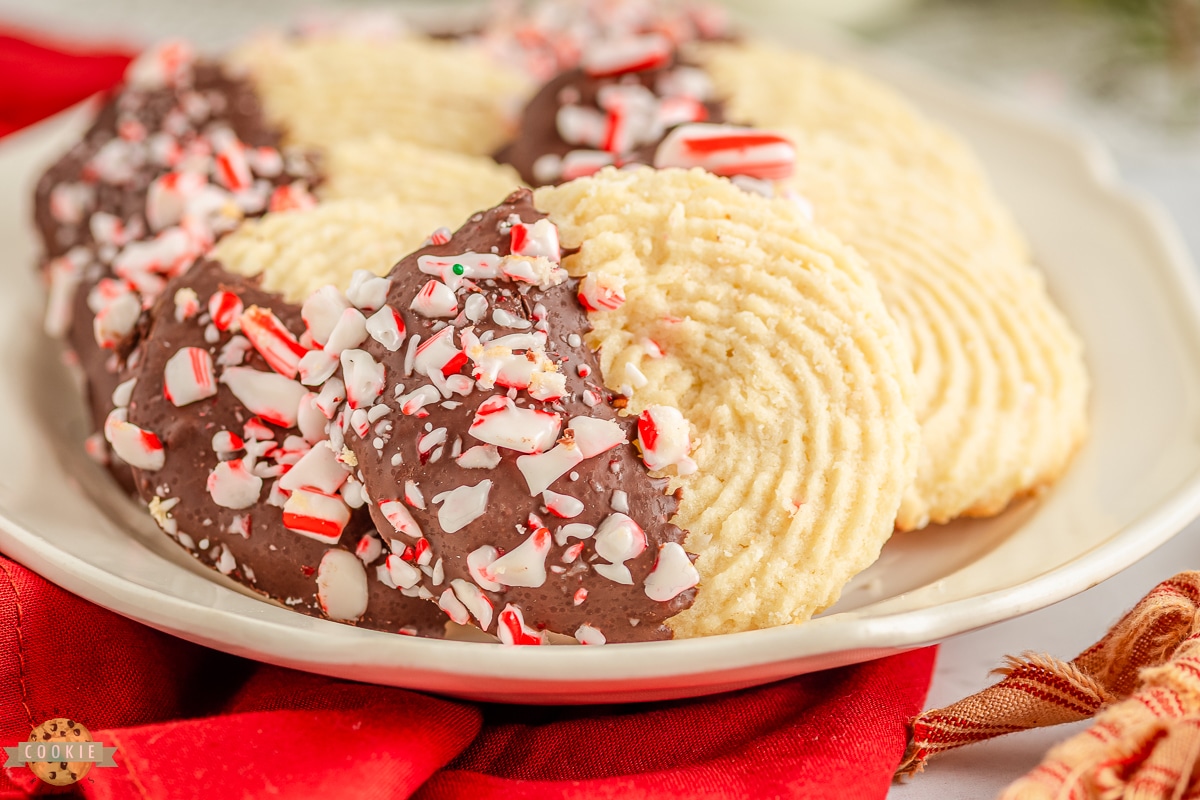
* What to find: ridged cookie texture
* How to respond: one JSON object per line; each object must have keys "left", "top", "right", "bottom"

{"left": 228, "top": 34, "right": 532, "bottom": 156}
{"left": 782, "top": 139, "right": 1089, "bottom": 529}
{"left": 535, "top": 168, "right": 921, "bottom": 637}
{"left": 317, "top": 135, "right": 524, "bottom": 208}
{"left": 694, "top": 41, "right": 1089, "bottom": 530}
{"left": 692, "top": 40, "right": 1029, "bottom": 263}
{"left": 212, "top": 197, "right": 451, "bottom": 302}
{"left": 212, "top": 138, "right": 523, "bottom": 303}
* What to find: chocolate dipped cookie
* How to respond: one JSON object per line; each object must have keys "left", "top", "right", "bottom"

{"left": 116, "top": 260, "right": 446, "bottom": 635}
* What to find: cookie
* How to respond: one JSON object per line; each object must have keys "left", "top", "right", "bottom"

{"left": 211, "top": 197, "right": 470, "bottom": 304}
{"left": 118, "top": 261, "right": 447, "bottom": 635}
{"left": 254, "top": 188, "right": 698, "bottom": 643}
{"left": 496, "top": 47, "right": 726, "bottom": 186}
{"left": 210, "top": 139, "right": 526, "bottom": 303}
{"left": 691, "top": 40, "right": 1029, "bottom": 261}
{"left": 227, "top": 33, "right": 532, "bottom": 157}
{"left": 24, "top": 719, "right": 92, "bottom": 787}
{"left": 317, "top": 135, "right": 524, "bottom": 209}
{"left": 535, "top": 168, "right": 920, "bottom": 637}
{"left": 34, "top": 42, "right": 318, "bottom": 491}
{"left": 777, "top": 136, "right": 1089, "bottom": 528}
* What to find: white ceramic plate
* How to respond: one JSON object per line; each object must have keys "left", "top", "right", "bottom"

{"left": 4, "top": 40, "right": 1200, "bottom": 705}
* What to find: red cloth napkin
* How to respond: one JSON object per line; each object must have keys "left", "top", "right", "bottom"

{"left": 0, "top": 28, "right": 938, "bottom": 800}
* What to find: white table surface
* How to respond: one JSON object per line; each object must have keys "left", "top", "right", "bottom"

{"left": 2, "top": 1, "right": 1199, "bottom": 797}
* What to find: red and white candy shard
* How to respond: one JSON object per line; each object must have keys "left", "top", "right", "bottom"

{"left": 556, "top": 105, "right": 606, "bottom": 150}
{"left": 581, "top": 34, "right": 672, "bottom": 78}
{"left": 413, "top": 327, "right": 467, "bottom": 379}
{"left": 146, "top": 171, "right": 207, "bottom": 231}
{"left": 163, "top": 346, "right": 217, "bottom": 406}
{"left": 219, "top": 367, "right": 307, "bottom": 428}
{"left": 592, "top": 512, "right": 648, "bottom": 585}
{"left": 577, "top": 272, "right": 626, "bottom": 312}
{"left": 365, "top": 306, "right": 405, "bottom": 351}
{"left": 644, "top": 542, "right": 700, "bottom": 602}
{"left": 437, "top": 587, "right": 470, "bottom": 625}
{"left": 339, "top": 349, "right": 385, "bottom": 409}
{"left": 173, "top": 287, "right": 200, "bottom": 321}
{"left": 208, "top": 290, "right": 244, "bottom": 332}
{"left": 112, "top": 377, "right": 137, "bottom": 409}
{"left": 554, "top": 523, "right": 595, "bottom": 547}
{"left": 410, "top": 280, "right": 459, "bottom": 319}
{"left": 496, "top": 603, "right": 545, "bottom": 646}
{"left": 212, "top": 430, "right": 244, "bottom": 456}
{"left": 43, "top": 253, "right": 85, "bottom": 337}
{"left": 575, "top": 625, "right": 606, "bottom": 645}
{"left": 509, "top": 218, "right": 562, "bottom": 263}
{"left": 654, "top": 124, "right": 796, "bottom": 181}
{"left": 485, "top": 526, "right": 552, "bottom": 589}
{"left": 568, "top": 416, "right": 627, "bottom": 457}
{"left": 403, "top": 480, "right": 426, "bottom": 510}
{"left": 239, "top": 305, "right": 309, "bottom": 379}
{"left": 301, "top": 286, "right": 351, "bottom": 346}
{"left": 450, "top": 579, "right": 494, "bottom": 630}
{"left": 456, "top": 444, "right": 501, "bottom": 470}
{"left": 561, "top": 150, "right": 615, "bottom": 181}
{"left": 516, "top": 442, "right": 584, "bottom": 495}
{"left": 467, "top": 545, "right": 502, "bottom": 591}
{"left": 316, "top": 548, "right": 368, "bottom": 621}
{"left": 543, "top": 490, "right": 584, "bottom": 519}
{"left": 282, "top": 488, "right": 351, "bottom": 543}
{"left": 637, "top": 404, "right": 697, "bottom": 474}
{"left": 206, "top": 458, "right": 263, "bottom": 509}
{"left": 345, "top": 270, "right": 391, "bottom": 312}
{"left": 352, "top": 532, "right": 381, "bottom": 563}
{"left": 469, "top": 395, "right": 561, "bottom": 454}
{"left": 269, "top": 183, "right": 316, "bottom": 213}
{"left": 124, "top": 38, "right": 194, "bottom": 90}
{"left": 382, "top": 553, "right": 422, "bottom": 590}
{"left": 379, "top": 499, "right": 423, "bottom": 538}
{"left": 431, "top": 480, "right": 493, "bottom": 533}
{"left": 322, "top": 308, "right": 368, "bottom": 355}
{"left": 93, "top": 292, "right": 142, "bottom": 349}
{"left": 278, "top": 442, "right": 350, "bottom": 495}
{"left": 104, "top": 408, "right": 165, "bottom": 471}
{"left": 297, "top": 348, "right": 339, "bottom": 386}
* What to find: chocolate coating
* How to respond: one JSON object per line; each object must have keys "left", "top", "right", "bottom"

{"left": 34, "top": 61, "right": 316, "bottom": 492}
{"left": 349, "top": 189, "right": 696, "bottom": 643}
{"left": 496, "top": 56, "right": 723, "bottom": 186}
{"left": 126, "top": 261, "right": 446, "bottom": 637}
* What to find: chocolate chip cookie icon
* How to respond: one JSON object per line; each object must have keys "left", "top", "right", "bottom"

{"left": 23, "top": 718, "right": 95, "bottom": 786}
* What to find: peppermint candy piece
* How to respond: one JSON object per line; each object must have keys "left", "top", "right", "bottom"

{"left": 577, "top": 272, "right": 626, "bottom": 312}
{"left": 163, "top": 346, "right": 217, "bottom": 407}
{"left": 282, "top": 488, "right": 351, "bottom": 543}
{"left": 582, "top": 34, "right": 672, "bottom": 78}
{"left": 240, "top": 305, "right": 309, "bottom": 379}
{"left": 637, "top": 404, "right": 697, "bottom": 474}
{"left": 484, "top": 526, "right": 551, "bottom": 588}
{"left": 496, "top": 604, "right": 545, "bottom": 646}
{"left": 207, "top": 458, "right": 263, "bottom": 509}
{"left": 654, "top": 124, "right": 796, "bottom": 181}
{"left": 219, "top": 367, "right": 308, "bottom": 428}
{"left": 103, "top": 409, "right": 165, "bottom": 471}
{"left": 644, "top": 542, "right": 701, "bottom": 602}
{"left": 469, "top": 395, "right": 561, "bottom": 454}
{"left": 316, "top": 549, "right": 369, "bottom": 621}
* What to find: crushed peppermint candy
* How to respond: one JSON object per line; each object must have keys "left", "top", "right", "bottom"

{"left": 323, "top": 190, "right": 696, "bottom": 643}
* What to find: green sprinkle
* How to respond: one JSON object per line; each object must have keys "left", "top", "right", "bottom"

{"left": 452, "top": 263, "right": 465, "bottom": 276}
